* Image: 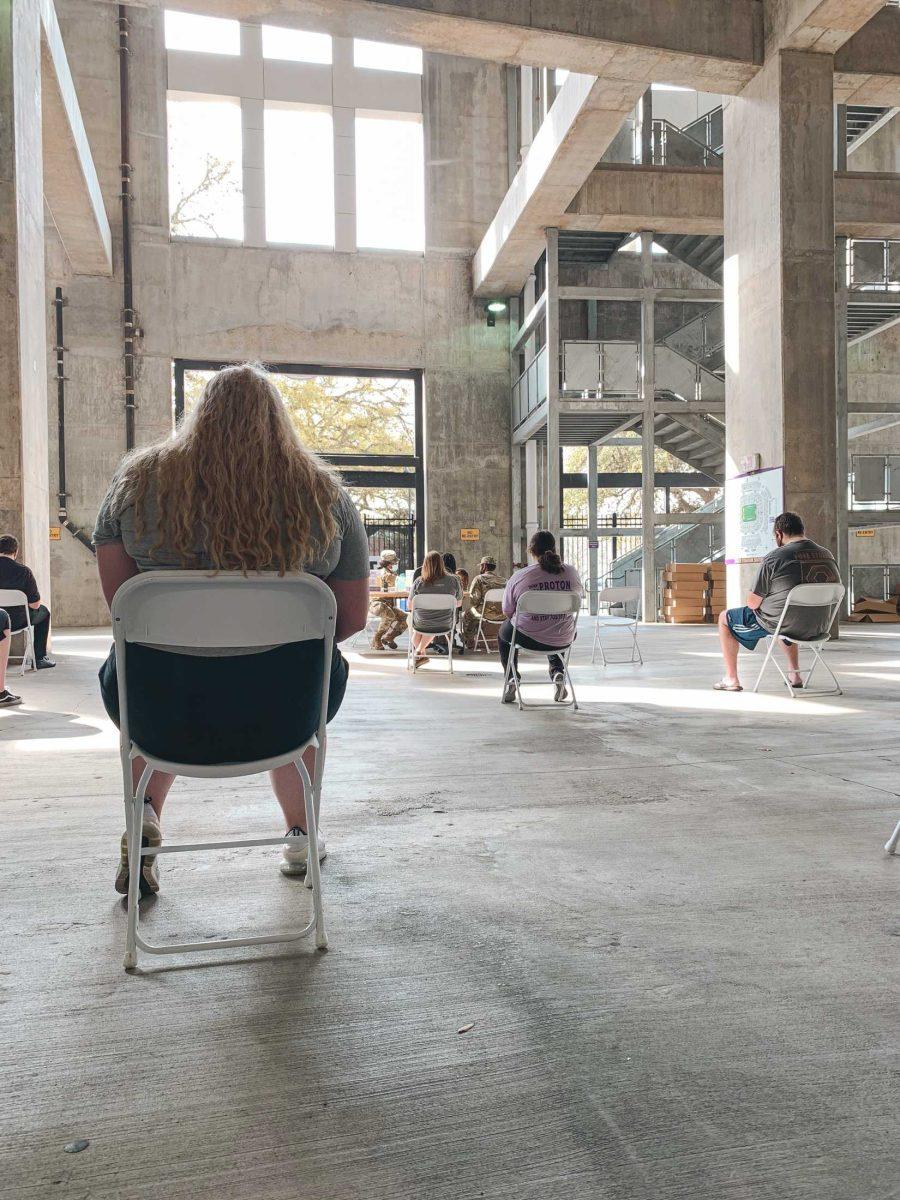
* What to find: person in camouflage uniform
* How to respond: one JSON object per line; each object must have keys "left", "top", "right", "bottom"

{"left": 370, "top": 549, "right": 407, "bottom": 650}
{"left": 463, "top": 556, "right": 506, "bottom": 651}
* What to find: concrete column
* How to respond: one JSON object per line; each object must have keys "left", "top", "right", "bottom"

{"left": 524, "top": 438, "right": 539, "bottom": 544}
{"left": 333, "top": 38, "right": 356, "bottom": 253}
{"left": 724, "top": 51, "right": 837, "bottom": 602}
{"left": 0, "top": 0, "right": 50, "bottom": 593}
{"left": 587, "top": 443, "right": 598, "bottom": 615}
{"left": 835, "top": 236, "right": 849, "bottom": 610}
{"left": 640, "top": 231, "right": 657, "bottom": 622}
{"left": 545, "top": 227, "right": 561, "bottom": 539}
{"left": 638, "top": 87, "right": 653, "bottom": 165}
{"left": 510, "top": 441, "right": 522, "bottom": 565}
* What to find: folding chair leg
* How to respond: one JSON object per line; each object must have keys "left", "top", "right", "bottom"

{"left": 885, "top": 817, "right": 900, "bottom": 856}
{"left": 752, "top": 637, "right": 780, "bottom": 694}
{"left": 296, "top": 756, "right": 327, "bottom": 950}
{"left": 124, "top": 761, "right": 153, "bottom": 971}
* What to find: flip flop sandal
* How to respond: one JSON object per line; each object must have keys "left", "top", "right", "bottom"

{"left": 713, "top": 681, "right": 743, "bottom": 692}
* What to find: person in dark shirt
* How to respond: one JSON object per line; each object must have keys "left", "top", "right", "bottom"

{"left": 0, "top": 535, "right": 55, "bottom": 669}
{"left": 715, "top": 511, "right": 841, "bottom": 692}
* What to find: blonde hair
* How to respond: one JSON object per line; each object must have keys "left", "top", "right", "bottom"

{"left": 420, "top": 550, "right": 446, "bottom": 585}
{"left": 108, "top": 363, "right": 341, "bottom": 572}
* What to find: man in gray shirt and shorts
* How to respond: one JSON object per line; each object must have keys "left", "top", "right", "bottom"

{"left": 714, "top": 511, "right": 841, "bottom": 692}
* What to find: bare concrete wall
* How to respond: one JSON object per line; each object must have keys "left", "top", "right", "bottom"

{"left": 45, "top": 1, "right": 511, "bottom": 624}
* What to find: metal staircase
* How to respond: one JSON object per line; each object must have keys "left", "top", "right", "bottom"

{"left": 848, "top": 302, "right": 900, "bottom": 344}
{"left": 654, "top": 234, "right": 724, "bottom": 284}
{"left": 650, "top": 412, "right": 725, "bottom": 481}
{"left": 845, "top": 106, "right": 891, "bottom": 145}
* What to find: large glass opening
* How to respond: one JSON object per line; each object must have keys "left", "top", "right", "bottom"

{"left": 173, "top": 361, "right": 424, "bottom": 569}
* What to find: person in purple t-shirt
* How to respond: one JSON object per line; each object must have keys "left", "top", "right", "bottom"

{"left": 500, "top": 530, "right": 584, "bottom": 704}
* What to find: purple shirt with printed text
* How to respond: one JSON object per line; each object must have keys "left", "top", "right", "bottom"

{"left": 502, "top": 563, "right": 583, "bottom": 646}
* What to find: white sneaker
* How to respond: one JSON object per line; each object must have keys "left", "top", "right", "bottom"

{"left": 280, "top": 827, "right": 327, "bottom": 877}
{"left": 115, "top": 805, "right": 162, "bottom": 896}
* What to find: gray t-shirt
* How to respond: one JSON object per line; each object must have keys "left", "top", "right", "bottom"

{"left": 93, "top": 475, "right": 369, "bottom": 653}
{"left": 752, "top": 539, "right": 841, "bottom": 639}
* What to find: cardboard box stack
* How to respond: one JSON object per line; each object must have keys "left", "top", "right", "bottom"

{"left": 847, "top": 594, "right": 900, "bottom": 623}
{"left": 661, "top": 562, "right": 727, "bottom": 623}
{"left": 706, "top": 561, "right": 727, "bottom": 621}
{"left": 661, "top": 563, "right": 711, "bottom": 623}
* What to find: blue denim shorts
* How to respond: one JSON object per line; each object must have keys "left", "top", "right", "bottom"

{"left": 725, "top": 606, "right": 772, "bottom": 651}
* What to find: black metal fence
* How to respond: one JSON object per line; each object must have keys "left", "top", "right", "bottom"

{"left": 366, "top": 521, "right": 416, "bottom": 572}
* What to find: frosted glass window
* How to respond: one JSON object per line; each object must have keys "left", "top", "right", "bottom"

{"left": 554, "top": 69, "right": 570, "bottom": 85}
{"left": 262, "top": 25, "right": 332, "bottom": 64}
{"left": 355, "top": 112, "right": 424, "bottom": 252}
{"left": 265, "top": 102, "right": 335, "bottom": 246}
{"left": 168, "top": 93, "right": 243, "bottom": 240}
{"left": 353, "top": 39, "right": 423, "bottom": 74}
{"left": 164, "top": 10, "right": 240, "bottom": 54}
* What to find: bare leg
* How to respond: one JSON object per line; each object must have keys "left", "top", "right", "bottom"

{"left": 780, "top": 639, "right": 801, "bottom": 684}
{"left": 131, "top": 757, "right": 176, "bottom": 820}
{"left": 269, "top": 741, "right": 322, "bottom": 832}
{"left": 717, "top": 610, "right": 741, "bottom": 687}
{"left": 411, "top": 631, "right": 433, "bottom": 655}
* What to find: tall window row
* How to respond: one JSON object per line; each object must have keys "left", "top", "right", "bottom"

{"left": 165, "top": 11, "right": 425, "bottom": 252}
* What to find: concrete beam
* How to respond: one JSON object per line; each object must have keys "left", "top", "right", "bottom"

{"left": 38, "top": 0, "right": 112, "bottom": 275}
{"left": 473, "top": 73, "right": 646, "bottom": 297}
{"left": 138, "top": 0, "right": 763, "bottom": 93}
{"left": 765, "top": 0, "right": 884, "bottom": 56}
{"left": 834, "top": 7, "right": 900, "bottom": 105}
{"left": 566, "top": 164, "right": 724, "bottom": 235}
{"left": 835, "top": 172, "right": 900, "bottom": 239}
{"left": 560, "top": 164, "right": 900, "bottom": 242}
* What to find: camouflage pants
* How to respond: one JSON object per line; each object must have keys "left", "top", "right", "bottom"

{"left": 462, "top": 610, "right": 502, "bottom": 650}
{"left": 371, "top": 603, "right": 407, "bottom": 647}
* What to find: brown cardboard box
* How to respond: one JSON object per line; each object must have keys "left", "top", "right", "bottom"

{"left": 852, "top": 596, "right": 898, "bottom": 615}
{"left": 847, "top": 612, "right": 900, "bottom": 623}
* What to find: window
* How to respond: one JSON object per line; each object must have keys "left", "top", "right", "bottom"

{"left": 164, "top": 10, "right": 240, "bottom": 55}
{"left": 554, "top": 69, "right": 570, "bottom": 86}
{"left": 264, "top": 102, "right": 334, "bottom": 246}
{"left": 261, "top": 25, "right": 332, "bottom": 64}
{"left": 167, "top": 93, "right": 243, "bottom": 240}
{"left": 353, "top": 38, "right": 423, "bottom": 75}
{"left": 355, "top": 112, "right": 424, "bottom": 252}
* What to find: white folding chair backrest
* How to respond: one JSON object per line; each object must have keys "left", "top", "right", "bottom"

{"left": 775, "top": 582, "right": 845, "bottom": 641}
{"left": 0, "top": 589, "right": 30, "bottom": 613}
{"left": 482, "top": 588, "right": 505, "bottom": 607}
{"left": 597, "top": 586, "right": 641, "bottom": 614}
{"left": 111, "top": 570, "right": 336, "bottom": 968}
{"left": 410, "top": 592, "right": 457, "bottom": 632}
{"left": 516, "top": 591, "right": 581, "bottom": 616}
{"left": 0, "top": 589, "right": 35, "bottom": 673}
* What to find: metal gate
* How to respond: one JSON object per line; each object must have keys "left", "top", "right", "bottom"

{"left": 366, "top": 521, "right": 416, "bottom": 572}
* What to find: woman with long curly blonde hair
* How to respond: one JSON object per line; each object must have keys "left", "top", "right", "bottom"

{"left": 94, "top": 363, "right": 369, "bottom": 896}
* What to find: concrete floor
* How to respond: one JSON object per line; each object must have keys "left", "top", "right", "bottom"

{"left": 1, "top": 620, "right": 898, "bottom": 1199}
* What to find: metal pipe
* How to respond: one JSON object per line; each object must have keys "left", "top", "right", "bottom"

{"left": 53, "top": 288, "right": 95, "bottom": 553}
{"left": 119, "top": 4, "right": 136, "bottom": 451}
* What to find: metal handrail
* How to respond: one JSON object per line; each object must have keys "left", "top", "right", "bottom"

{"left": 651, "top": 119, "right": 722, "bottom": 168}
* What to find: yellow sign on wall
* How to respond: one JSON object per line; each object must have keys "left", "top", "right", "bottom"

{"left": 855, "top": 529, "right": 876, "bottom": 537}
{"left": 460, "top": 528, "right": 480, "bottom": 541}
{"left": 49, "top": 526, "right": 61, "bottom": 541}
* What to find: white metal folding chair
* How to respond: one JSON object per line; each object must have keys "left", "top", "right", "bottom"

{"left": 0, "top": 590, "right": 36, "bottom": 674}
{"left": 111, "top": 571, "right": 334, "bottom": 971}
{"left": 590, "top": 586, "right": 643, "bottom": 666}
{"left": 406, "top": 593, "right": 458, "bottom": 673}
{"left": 501, "top": 591, "right": 580, "bottom": 711}
{"left": 885, "top": 818, "right": 900, "bottom": 856}
{"left": 752, "top": 582, "right": 845, "bottom": 697}
{"left": 472, "top": 587, "right": 505, "bottom": 653}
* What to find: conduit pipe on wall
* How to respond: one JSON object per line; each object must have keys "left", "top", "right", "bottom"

{"left": 118, "top": 4, "right": 136, "bottom": 451}
{"left": 54, "top": 287, "right": 95, "bottom": 554}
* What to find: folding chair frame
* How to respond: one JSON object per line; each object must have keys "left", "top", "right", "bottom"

{"left": 406, "top": 595, "right": 458, "bottom": 673}
{"left": 752, "top": 583, "right": 845, "bottom": 698}
{"left": 501, "top": 592, "right": 580, "bottom": 711}
{"left": 472, "top": 588, "right": 505, "bottom": 653}
{"left": 112, "top": 572, "right": 334, "bottom": 971}
{"left": 590, "top": 588, "right": 643, "bottom": 667}
{"left": 885, "top": 818, "right": 900, "bottom": 856}
{"left": 0, "top": 589, "right": 36, "bottom": 675}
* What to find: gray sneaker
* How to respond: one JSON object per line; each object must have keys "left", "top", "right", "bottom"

{"left": 553, "top": 672, "right": 569, "bottom": 702}
{"left": 115, "top": 809, "right": 162, "bottom": 896}
{"left": 0, "top": 690, "right": 22, "bottom": 707}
